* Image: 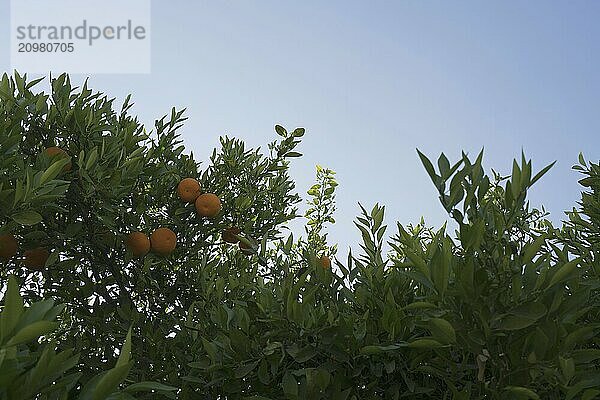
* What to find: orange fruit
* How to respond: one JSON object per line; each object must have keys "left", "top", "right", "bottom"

{"left": 0, "top": 234, "right": 18, "bottom": 260}
{"left": 44, "top": 146, "right": 72, "bottom": 171}
{"left": 195, "top": 193, "right": 221, "bottom": 218}
{"left": 320, "top": 255, "right": 331, "bottom": 269}
{"left": 177, "top": 178, "right": 201, "bottom": 203}
{"left": 125, "top": 231, "right": 150, "bottom": 257}
{"left": 222, "top": 227, "right": 241, "bottom": 244}
{"left": 23, "top": 247, "right": 49, "bottom": 270}
{"left": 150, "top": 228, "right": 177, "bottom": 256}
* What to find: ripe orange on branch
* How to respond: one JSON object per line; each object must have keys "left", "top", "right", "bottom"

{"left": 23, "top": 247, "right": 49, "bottom": 270}
{"left": 319, "top": 255, "right": 331, "bottom": 269}
{"left": 177, "top": 178, "right": 201, "bottom": 203}
{"left": 44, "top": 146, "right": 72, "bottom": 171}
{"left": 0, "top": 234, "right": 18, "bottom": 260}
{"left": 195, "top": 193, "right": 221, "bottom": 218}
{"left": 125, "top": 231, "right": 151, "bottom": 257}
{"left": 150, "top": 228, "right": 177, "bottom": 256}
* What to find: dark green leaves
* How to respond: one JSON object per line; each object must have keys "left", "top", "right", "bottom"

{"left": 40, "top": 157, "right": 71, "bottom": 184}
{"left": 530, "top": 161, "right": 556, "bottom": 187}
{"left": 504, "top": 386, "right": 540, "bottom": 400}
{"left": 428, "top": 318, "right": 456, "bottom": 344}
{"left": 282, "top": 373, "right": 298, "bottom": 398}
{"left": 235, "top": 360, "right": 260, "bottom": 378}
{"left": 12, "top": 210, "right": 43, "bottom": 225}
{"left": 0, "top": 276, "right": 24, "bottom": 341}
{"left": 546, "top": 258, "right": 581, "bottom": 289}
{"left": 6, "top": 320, "right": 57, "bottom": 346}
{"left": 275, "top": 124, "right": 287, "bottom": 137}
{"left": 498, "top": 301, "right": 547, "bottom": 332}
{"left": 406, "top": 339, "right": 445, "bottom": 349}
{"left": 3, "top": 72, "right": 599, "bottom": 400}
{"left": 123, "top": 381, "right": 178, "bottom": 394}
{"left": 417, "top": 149, "right": 439, "bottom": 188}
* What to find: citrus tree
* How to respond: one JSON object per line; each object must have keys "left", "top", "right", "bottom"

{"left": 386, "top": 151, "right": 600, "bottom": 399}
{"left": 0, "top": 72, "right": 303, "bottom": 397}
{"left": 183, "top": 150, "right": 600, "bottom": 400}
{"left": 1, "top": 72, "right": 599, "bottom": 400}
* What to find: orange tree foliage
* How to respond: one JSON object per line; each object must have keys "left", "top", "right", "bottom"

{"left": 1, "top": 72, "right": 600, "bottom": 399}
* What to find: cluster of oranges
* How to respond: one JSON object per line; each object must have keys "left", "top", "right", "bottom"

{"left": 125, "top": 228, "right": 176, "bottom": 258}
{"left": 0, "top": 234, "right": 50, "bottom": 270}
{"left": 124, "top": 177, "right": 228, "bottom": 258}
{"left": 0, "top": 233, "right": 51, "bottom": 270}
{"left": 1, "top": 147, "right": 333, "bottom": 270}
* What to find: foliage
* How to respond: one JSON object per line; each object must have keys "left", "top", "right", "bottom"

{"left": 0, "top": 275, "right": 176, "bottom": 399}
{"left": 0, "top": 72, "right": 301, "bottom": 397}
{"left": 389, "top": 151, "right": 600, "bottom": 399}
{"left": 1, "top": 72, "right": 599, "bottom": 399}
{"left": 304, "top": 164, "right": 338, "bottom": 254}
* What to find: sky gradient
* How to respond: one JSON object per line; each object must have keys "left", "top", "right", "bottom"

{"left": 2, "top": 1, "right": 599, "bottom": 253}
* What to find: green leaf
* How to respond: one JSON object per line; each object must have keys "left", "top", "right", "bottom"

{"left": 522, "top": 234, "right": 546, "bottom": 265}
{"left": 275, "top": 125, "right": 287, "bottom": 137}
{"left": 530, "top": 161, "right": 556, "bottom": 186}
{"left": 403, "top": 302, "right": 437, "bottom": 311}
{"left": 12, "top": 210, "right": 43, "bottom": 226}
{"left": 86, "top": 147, "right": 99, "bottom": 170}
{"left": 406, "top": 339, "right": 444, "bottom": 349}
{"left": 290, "top": 345, "right": 317, "bottom": 363}
{"left": 431, "top": 246, "right": 450, "bottom": 296}
{"left": 40, "top": 158, "right": 71, "bottom": 185}
{"left": 564, "top": 327, "right": 595, "bottom": 352}
{"left": 202, "top": 338, "right": 218, "bottom": 363}
{"left": 511, "top": 159, "right": 521, "bottom": 199}
{"left": 546, "top": 258, "right": 580, "bottom": 289}
{"left": 0, "top": 276, "right": 24, "bottom": 341}
{"left": 26, "top": 76, "right": 45, "bottom": 89}
{"left": 93, "top": 363, "right": 133, "bottom": 400}
{"left": 428, "top": 318, "right": 456, "bottom": 344}
{"left": 509, "top": 302, "right": 547, "bottom": 320}
{"left": 417, "top": 149, "right": 439, "bottom": 187}
{"left": 437, "top": 153, "right": 450, "bottom": 178}
{"left": 559, "top": 356, "right": 575, "bottom": 382}
{"left": 116, "top": 328, "right": 132, "bottom": 369}
{"left": 404, "top": 249, "right": 431, "bottom": 279}
{"left": 359, "top": 345, "right": 383, "bottom": 355}
{"left": 15, "top": 298, "right": 55, "bottom": 330}
{"left": 498, "top": 315, "right": 537, "bottom": 331}
{"left": 292, "top": 128, "right": 305, "bottom": 137}
{"left": 7, "top": 321, "right": 57, "bottom": 346}
{"left": 582, "top": 389, "right": 600, "bottom": 400}
{"left": 504, "top": 386, "right": 540, "bottom": 400}
{"left": 282, "top": 372, "right": 298, "bottom": 398}
{"left": 572, "top": 349, "right": 600, "bottom": 363}
{"left": 257, "top": 359, "right": 270, "bottom": 385}
{"left": 313, "top": 369, "right": 331, "bottom": 390}
{"left": 13, "top": 178, "right": 24, "bottom": 206}
{"left": 123, "top": 381, "right": 178, "bottom": 393}
{"left": 235, "top": 360, "right": 259, "bottom": 378}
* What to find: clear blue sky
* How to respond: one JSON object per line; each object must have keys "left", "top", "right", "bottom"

{"left": 2, "top": 1, "right": 600, "bottom": 253}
